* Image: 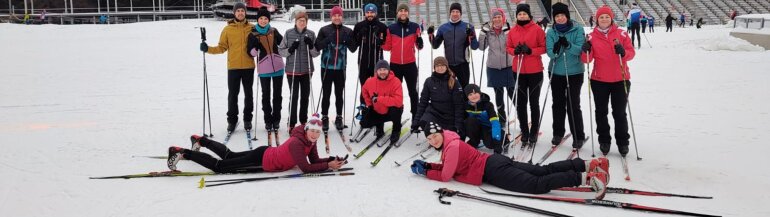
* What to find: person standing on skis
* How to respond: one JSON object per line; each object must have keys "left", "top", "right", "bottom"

{"left": 463, "top": 84, "right": 505, "bottom": 154}
{"left": 478, "top": 8, "right": 514, "bottom": 129}
{"left": 315, "top": 6, "right": 356, "bottom": 133}
{"left": 506, "top": 3, "right": 547, "bottom": 147}
{"left": 351, "top": 3, "right": 388, "bottom": 107}
{"left": 580, "top": 6, "right": 636, "bottom": 157}
{"left": 410, "top": 122, "right": 610, "bottom": 200}
{"left": 248, "top": 6, "right": 285, "bottom": 135}
{"left": 546, "top": 2, "right": 587, "bottom": 149}
{"left": 381, "top": 3, "right": 423, "bottom": 121}
{"left": 200, "top": 3, "right": 255, "bottom": 133}
{"left": 360, "top": 60, "right": 405, "bottom": 145}
{"left": 427, "top": 3, "right": 479, "bottom": 88}
{"left": 278, "top": 11, "right": 320, "bottom": 131}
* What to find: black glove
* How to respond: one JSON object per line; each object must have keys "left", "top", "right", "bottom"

{"left": 514, "top": 44, "right": 523, "bottom": 55}
{"left": 199, "top": 42, "right": 208, "bottom": 52}
{"left": 371, "top": 93, "right": 378, "bottom": 104}
{"left": 466, "top": 27, "right": 474, "bottom": 38}
{"left": 288, "top": 40, "right": 300, "bottom": 54}
{"left": 553, "top": 36, "right": 570, "bottom": 54}
{"left": 427, "top": 26, "right": 435, "bottom": 35}
{"left": 581, "top": 41, "right": 592, "bottom": 53}
{"left": 520, "top": 44, "right": 532, "bottom": 55}
{"left": 410, "top": 121, "right": 421, "bottom": 133}
{"left": 416, "top": 37, "right": 424, "bottom": 49}
{"left": 303, "top": 36, "right": 314, "bottom": 49}
{"left": 614, "top": 43, "right": 625, "bottom": 57}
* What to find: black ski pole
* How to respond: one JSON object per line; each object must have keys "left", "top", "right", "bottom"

{"left": 200, "top": 27, "right": 213, "bottom": 137}
{"left": 614, "top": 39, "right": 641, "bottom": 161}
{"left": 435, "top": 188, "right": 571, "bottom": 217}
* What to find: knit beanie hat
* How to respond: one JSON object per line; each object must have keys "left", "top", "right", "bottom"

{"left": 294, "top": 10, "right": 308, "bottom": 21}
{"left": 233, "top": 2, "right": 247, "bottom": 13}
{"left": 305, "top": 113, "right": 323, "bottom": 132}
{"left": 516, "top": 3, "right": 533, "bottom": 20}
{"left": 552, "top": 2, "right": 570, "bottom": 20}
{"left": 257, "top": 6, "right": 271, "bottom": 20}
{"left": 364, "top": 3, "right": 378, "bottom": 14}
{"left": 595, "top": 5, "right": 614, "bottom": 20}
{"left": 423, "top": 122, "right": 444, "bottom": 138}
{"left": 450, "top": 3, "right": 462, "bottom": 14}
{"left": 375, "top": 60, "right": 390, "bottom": 71}
{"left": 397, "top": 3, "right": 409, "bottom": 12}
{"left": 433, "top": 56, "right": 449, "bottom": 68}
{"left": 331, "top": 6, "right": 343, "bottom": 17}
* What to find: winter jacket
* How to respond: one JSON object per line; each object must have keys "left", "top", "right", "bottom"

{"left": 506, "top": 21, "right": 547, "bottom": 74}
{"left": 315, "top": 23, "right": 356, "bottom": 70}
{"left": 206, "top": 19, "right": 256, "bottom": 70}
{"left": 546, "top": 20, "right": 586, "bottom": 76}
{"left": 665, "top": 15, "right": 675, "bottom": 25}
{"left": 248, "top": 26, "right": 285, "bottom": 77}
{"left": 649, "top": 17, "right": 655, "bottom": 26}
{"left": 415, "top": 72, "right": 465, "bottom": 132}
{"left": 262, "top": 125, "right": 330, "bottom": 173}
{"left": 382, "top": 19, "right": 422, "bottom": 65}
{"left": 627, "top": 6, "right": 643, "bottom": 24}
{"left": 278, "top": 27, "right": 320, "bottom": 76}
{"left": 352, "top": 19, "right": 388, "bottom": 70}
{"left": 478, "top": 24, "right": 513, "bottom": 70}
{"left": 580, "top": 24, "right": 635, "bottom": 83}
{"left": 431, "top": 20, "right": 479, "bottom": 66}
{"left": 464, "top": 93, "right": 500, "bottom": 129}
{"left": 426, "top": 130, "right": 490, "bottom": 185}
{"left": 362, "top": 71, "right": 404, "bottom": 114}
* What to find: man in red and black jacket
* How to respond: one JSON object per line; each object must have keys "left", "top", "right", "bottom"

{"left": 382, "top": 3, "right": 424, "bottom": 121}
{"left": 361, "top": 60, "right": 405, "bottom": 146}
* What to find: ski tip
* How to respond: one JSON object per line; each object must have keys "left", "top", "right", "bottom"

{"left": 625, "top": 176, "right": 631, "bottom": 181}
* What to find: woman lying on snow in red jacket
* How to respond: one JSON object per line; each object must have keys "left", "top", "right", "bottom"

{"left": 410, "top": 122, "right": 611, "bottom": 199}
{"left": 166, "top": 114, "right": 347, "bottom": 173}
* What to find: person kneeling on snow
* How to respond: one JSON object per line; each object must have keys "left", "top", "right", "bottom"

{"left": 411, "top": 122, "right": 610, "bottom": 199}
{"left": 463, "top": 84, "right": 505, "bottom": 154}
{"left": 360, "top": 60, "right": 405, "bottom": 146}
{"left": 167, "top": 114, "right": 346, "bottom": 173}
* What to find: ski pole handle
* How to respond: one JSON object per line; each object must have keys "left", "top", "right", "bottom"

{"left": 200, "top": 27, "right": 207, "bottom": 42}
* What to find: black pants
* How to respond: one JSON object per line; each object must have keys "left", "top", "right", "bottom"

{"left": 649, "top": 25, "right": 655, "bottom": 33}
{"left": 227, "top": 69, "right": 255, "bottom": 125}
{"left": 449, "top": 62, "right": 470, "bottom": 88}
{"left": 666, "top": 24, "right": 673, "bottom": 32}
{"left": 183, "top": 137, "right": 267, "bottom": 173}
{"left": 551, "top": 74, "right": 585, "bottom": 145}
{"left": 287, "top": 74, "right": 310, "bottom": 128}
{"left": 641, "top": 23, "right": 647, "bottom": 33}
{"left": 358, "top": 64, "right": 374, "bottom": 103}
{"left": 260, "top": 75, "right": 283, "bottom": 128}
{"left": 361, "top": 107, "right": 403, "bottom": 137}
{"left": 493, "top": 87, "right": 515, "bottom": 124}
{"left": 515, "top": 72, "right": 543, "bottom": 140}
{"left": 392, "top": 63, "right": 419, "bottom": 118}
{"left": 483, "top": 154, "right": 584, "bottom": 194}
{"left": 630, "top": 23, "right": 641, "bottom": 48}
{"left": 465, "top": 117, "right": 503, "bottom": 154}
{"left": 321, "top": 68, "right": 345, "bottom": 116}
{"left": 591, "top": 80, "right": 631, "bottom": 149}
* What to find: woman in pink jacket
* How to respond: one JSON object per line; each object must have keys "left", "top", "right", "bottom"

{"left": 166, "top": 114, "right": 347, "bottom": 173}
{"left": 506, "top": 3, "right": 547, "bottom": 146}
{"left": 411, "top": 122, "right": 610, "bottom": 199}
{"left": 580, "top": 6, "right": 636, "bottom": 157}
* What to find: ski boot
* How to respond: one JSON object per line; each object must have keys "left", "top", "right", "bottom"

{"left": 322, "top": 116, "right": 330, "bottom": 132}
{"left": 587, "top": 157, "right": 610, "bottom": 182}
{"left": 244, "top": 121, "right": 252, "bottom": 131}
{"left": 227, "top": 122, "right": 237, "bottom": 133}
{"left": 573, "top": 137, "right": 586, "bottom": 149}
{"left": 334, "top": 116, "right": 346, "bottom": 130}
{"left": 389, "top": 133, "right": 400, "bottom": 147}
{"left": 167, "top": 146, "right": 184, "bottom": 171}
{"left": 600, "top": 143, "right": 611, "bottom": 156}
{"left": 190, "top": 135, "right": 204, "bottom": 151}
{"left": 585, "top": 171, "right": 609, "bottom": 200}
{"left": 618, "top": 145, "right": 630, "bottom": 157}
{"left": 551, "top": 136, "right": 563, "bottom": 146}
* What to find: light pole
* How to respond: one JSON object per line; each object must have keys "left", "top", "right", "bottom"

{"left": 382, "top": 2, "right": 388, "bottom": 22}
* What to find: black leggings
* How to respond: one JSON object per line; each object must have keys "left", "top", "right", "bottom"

{"left": 391, "top": 63, "right": 420, "bottom": 118}
{"left": 449, "top": 62, "right": 470, "bottom": 88}
{"left": 493, "top": 87, "right": 515, "bottom": 124}
{"left": 227, "top": 69, "right": 255, "bottom": 125}
{"left": 183, "top": 137, "right": 267, "bottom": 173}
{"left": 515, "top": 72, "right": 544, "bottom": 139}
{"left": 260, "top": 75, "right": 283, "bottom": 127}
{"left": 321, "top": 68, "right": 345, "bottom": 116}
{"left": 287, "top": 74, "right": 310, "bottom": 127}
{"left": 483, "top": 154, "right": 584, "bottom": 194}
{"left": 591, "top": 80, "right": 631, "bottom": 147}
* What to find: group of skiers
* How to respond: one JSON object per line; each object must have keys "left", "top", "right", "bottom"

{"left": 166, "top": 2, "right": 641, "bottom": 199}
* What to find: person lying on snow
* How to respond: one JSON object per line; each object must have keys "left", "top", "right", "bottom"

{"left": 167, "top": 114, "right": 347, "bottom": 173}
{"left": 410, "top": 122, "right": 611, "bottom": 199}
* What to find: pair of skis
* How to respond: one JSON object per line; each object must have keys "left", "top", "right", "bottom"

{"left": 353, "top": 119, "right": 410, "bottom": 160}
{"left": 199, "top": 167, "right": 355, "bottom": 188}
{"left": 393, "top": 140, "right": 430, "bottom": 167}
{"left": 369, "top": 127, "right": 412, "bottom": 166}
{"left": 534, "top": 133, "right": 572, "bottom": 165}
{"left": 479, "top": 187, "right": 718, "bottom": 217}
{"left": 89, "top": 167, "right": 265, "bottom": 179}
{"left": 324, "top": 124, "right": 353, "bottom": 153}
{"left": 513, "top": 132, "right": 543, "bottom": 162}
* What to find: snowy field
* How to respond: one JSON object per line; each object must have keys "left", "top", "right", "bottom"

{"left": 1, "top": 19, "right": 769, "bottom": 217}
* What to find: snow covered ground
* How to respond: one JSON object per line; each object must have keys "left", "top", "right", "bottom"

{"left": 1, "top": 19, "right": 769, "bottom": 217}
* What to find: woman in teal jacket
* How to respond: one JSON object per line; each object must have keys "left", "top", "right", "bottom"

{"left": 545, "top": 3, "right": 587, "bottom": 149}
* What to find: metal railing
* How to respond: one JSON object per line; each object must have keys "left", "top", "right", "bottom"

{"left": 734, "top": 17, "right": 769, "bottom": 29}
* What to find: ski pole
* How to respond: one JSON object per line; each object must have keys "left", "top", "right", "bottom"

{"left": 253, "top": 50, "right": 260, "bottom": 141}
{"left": 435, "top": 188, "right": 571, "bottom": 217}
{"left": 614, "top": 39, "right": 642, "bottom": 161}
{"left": 288, "top": 38, "right": 300, "bottom": 130}
{"left": 562, "top": 47, "right": 579, "bottom": 157}
{"left": 394, "top": 141, "right": 430, "bottom": 167}
{"left": 467, "top": 23, "right": 476, "bottom": 84}
{"left": 199, "top": 27, "right": 213, "bottom": 137}
{"left": 351, "top": 39, "right": 365, "bottom": 136}
{"left": 307, "top": 43, "right": 316, "bottom": 114}
{"left": 528, "top": 46, "right": 560, "bottom": 163}
{"left": 586, "top": 49, "right": 596, "bottom": 157}
{"left": 505, "top": 52, "right": 524, "bottom": 156}
{"left": 479, "top": 22, "right": 489, "bottom": 88}
{"left": 642, "top": 31, "right": 652, "bottom": 48}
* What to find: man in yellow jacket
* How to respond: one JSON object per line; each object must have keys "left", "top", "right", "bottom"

{"left": 200, "top": 3, "right": 256, "bottom": 133}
